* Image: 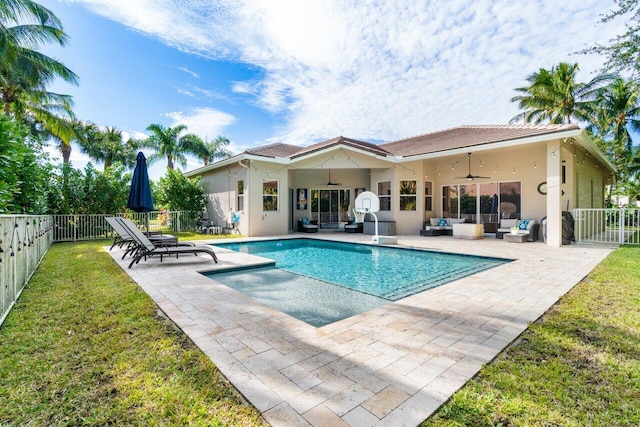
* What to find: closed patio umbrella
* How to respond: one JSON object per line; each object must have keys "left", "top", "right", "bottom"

{"left": 490, "top": 193, "right": 498, "bottom": 221}
{"left": 127, "top": 152, "right": 155, "bottom": 233}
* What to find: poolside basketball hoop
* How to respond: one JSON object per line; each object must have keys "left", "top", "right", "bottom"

{"left": 354, "top": 191, "right": 397, "bottom": 245}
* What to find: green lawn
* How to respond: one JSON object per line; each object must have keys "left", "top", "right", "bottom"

{"left": 0, "top": 238, "right": 264, "bottom": 426}
{"left": 1, "top": 240, "right": 638, "bottom": 425}
{"left": 422, "top": 245, "right": 640, "bottom": 426}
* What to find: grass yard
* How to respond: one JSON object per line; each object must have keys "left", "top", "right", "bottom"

{"left": 1, "top": 238, "right": 638, "bottom": 426}
{"left": 0, "top": 238, "right": 264, "bottom": 426}
{"left": 422, "top": 245, "right": 640, "bottom": 426}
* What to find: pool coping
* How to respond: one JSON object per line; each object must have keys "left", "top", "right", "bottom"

{"left": 108, "top": 234, "right": 615, "bottom": 426}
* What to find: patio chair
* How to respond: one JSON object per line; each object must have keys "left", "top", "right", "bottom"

{"left": 105, "top": 216, "right": 168, "bottom": 250}
{"left": 106, "top": 217, "right": 193, "bottom": 259}
{"left": 116, "top": 217, "right": 218, "bottom": 269}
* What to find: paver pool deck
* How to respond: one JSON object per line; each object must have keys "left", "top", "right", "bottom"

{"left": 108, "top": 234, "right": 615, "bottom": 426}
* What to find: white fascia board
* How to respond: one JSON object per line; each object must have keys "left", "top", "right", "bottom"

{"left": 574, "top": 133, "right": 616, "bottom": 172}
{"left": 184, "top": 155, "right": 244, "bottom": 177}
{"left": 288, "top": 144, "right": 394, "bottom": 165}
{"left": 184, "top": 154, "right": 291, "bottom": 177}
{"left": 393, "top": 129, "right": 584, "bottom": 162}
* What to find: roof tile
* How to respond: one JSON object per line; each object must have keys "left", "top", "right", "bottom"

{"left": 379, "top": 124, "right": 579, "bottom": 157}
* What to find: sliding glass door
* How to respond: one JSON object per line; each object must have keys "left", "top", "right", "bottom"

{"left": 442, "top": 182, "right": 520, "bottom": 223}
{"left": 310, "top": 189, "right": 351, "bottom": 228}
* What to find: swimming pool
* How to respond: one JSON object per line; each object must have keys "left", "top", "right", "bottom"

{"left": 206, "top": 239, "right": 510, "bottom": 327}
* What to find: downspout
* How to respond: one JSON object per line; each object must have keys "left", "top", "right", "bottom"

{"left": 238, "top": 160, "right": 250, "bottom": 235}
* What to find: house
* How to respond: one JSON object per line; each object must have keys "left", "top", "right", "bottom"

{"left": 185, "top": 124, "right": 615, "bottom": 247}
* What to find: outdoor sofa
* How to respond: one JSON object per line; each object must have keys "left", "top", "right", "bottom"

{"left": 421, "top": 217, "right": 469, "bottom": 236}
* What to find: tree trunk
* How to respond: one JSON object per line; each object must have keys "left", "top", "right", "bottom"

{"left": 61, "top": 143, "right": 71, "bottom": 164}
{"left": 167, "top": 155, "right": 174, "bottom": 170}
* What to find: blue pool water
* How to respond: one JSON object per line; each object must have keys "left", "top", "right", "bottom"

{"left": 205, "top": 239, "right": 509, "bottom": 327}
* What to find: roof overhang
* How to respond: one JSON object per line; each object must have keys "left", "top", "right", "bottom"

{"left": 392, "top": 128, "right": 615, "bottom": 173}
{"left": 185, "top": 127, "right": 616, "bottom": 177}
{"left": 288, "top": 144, "right": 394, "bottom": 166}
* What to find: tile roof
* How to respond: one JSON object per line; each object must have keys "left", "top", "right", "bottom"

{"left": 242, "top": 124, "right": 581, "bottom": 160}
{"left": 289, "top": 136, "right": 390, "bottom": 158}
{"left": 379, "top": 124, "right": 580, "bottom": 157}
{"left": 244, "top": 142, "right": 303, "bottom": 158}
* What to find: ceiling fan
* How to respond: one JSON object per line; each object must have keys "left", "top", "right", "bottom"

{"left": 455, "top": 153, "right": 490, "bottom": 181}
{"left": 320, "top": 169, "right": 342, "bottom": 186}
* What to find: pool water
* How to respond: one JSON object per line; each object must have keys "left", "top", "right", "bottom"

{"left": 206, "top": 239, "right": 509, "bottom": 327}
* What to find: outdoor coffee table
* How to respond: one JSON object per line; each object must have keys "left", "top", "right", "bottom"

{"left": 420, "top": 228, "right": 442, "bottom": 236}
{"left": 504, "top": 233, "right": 527, "bottom": 243}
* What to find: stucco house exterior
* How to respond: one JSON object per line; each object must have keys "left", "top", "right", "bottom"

{"left": 185, "top": 124, "right": 615, "bottom": 247}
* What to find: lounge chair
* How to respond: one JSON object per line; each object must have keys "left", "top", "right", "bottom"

{"left": 106, "top": 216, "right": 172, "bottom": 250}
{"left": 106, "top": 217, "right": 194, "bottom": 259}
{"left": 115, "top": 217, "right": 217, "bottom": 268}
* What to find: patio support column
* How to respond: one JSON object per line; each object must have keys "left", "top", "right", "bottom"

{"left": 546, "top": 139, "right": 562, "bottom": 247}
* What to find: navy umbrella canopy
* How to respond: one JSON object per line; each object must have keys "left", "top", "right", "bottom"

{"left": 490, "top": 193, "right": 499, "bottom": 214}
{"left": 128, "top": 152, "right": 155, "bottom": 231}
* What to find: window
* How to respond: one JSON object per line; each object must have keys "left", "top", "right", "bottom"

{"left": 424, "top": 181, "right": 433, "bottom": 211}
{"left": 459, "top": 184, "right": 477, "bottom": 222}
{"left": 399, "top": 180, "right": 417, "bottom": 210}
{"left": 378, "top": 181, "right": 391, "bottom": 211}
{"left": 262, "top": 180, "right": 278, "bottom": 211}
{"left": 237, "top": 180, "right": 244, "bottom": 211}
{"left": 499, "top": 181, "right": 521, "bottom": 219}
{"left": 442, "top": 185, "right": 459, "bottom": 218}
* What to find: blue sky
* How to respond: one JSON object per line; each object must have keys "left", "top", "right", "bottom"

{"left": 39, "top": 0, "right": 622, "bottom": 180}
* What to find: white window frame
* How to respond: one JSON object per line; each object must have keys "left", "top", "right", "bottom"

{"left": 262, "top": 179, "right": 279, "bottom": 211}
{"left": 377, "top": 181, "right": 391, "bottom": 211}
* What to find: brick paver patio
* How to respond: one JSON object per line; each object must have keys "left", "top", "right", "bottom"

{"left": 108, "top": 234, "right": 614, "bottom": 426}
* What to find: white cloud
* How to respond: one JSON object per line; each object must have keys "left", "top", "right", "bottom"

{"left": 165, "top": 107, "right": 236, "bottom": 141}
{"left": 67, "top": 0, "right": 622, "bottom": 145}
{"left": 178, "top": 66, "right": 199, "bottom": 78}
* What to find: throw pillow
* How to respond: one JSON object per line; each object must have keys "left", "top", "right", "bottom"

{"left": 302, "top": 218, "right": 310, "bottom": 225}
{"left": 517, "top": 220, "right": 530, "bottom": 230}
{"left": 438, "top": 218, "right": 448, "bottom": 227}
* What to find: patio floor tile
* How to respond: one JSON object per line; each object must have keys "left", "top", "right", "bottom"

{"left": 108, "top": 233, "right": 614, "bottom": 426}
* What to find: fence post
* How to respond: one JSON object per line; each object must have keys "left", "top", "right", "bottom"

{"left": 177, "top": 212, "right": 181, "bottom": 233}
{"left": 619, "top": 208, "right": 625, "bottom": 245}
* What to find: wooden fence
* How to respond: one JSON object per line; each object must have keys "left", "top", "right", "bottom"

{"left": 0, "top": 215, "right": 53, "bottom": 327}
{"left": 0, "top": 211, "right": 201, "bottom": 326}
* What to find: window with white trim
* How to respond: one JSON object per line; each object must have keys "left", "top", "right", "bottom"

{"left": 237, "top": 180, "right": 244, "bottom": 211}
{"left": 377, "top": 181, "right": 391, "bottom": 211}
{"left": 424, "top": 181, "right": 433, "bottom": 212}
{"left": 399, "top": 180, "right": 417, "bottom": 210}
{"left": 263, "top": 180, "right": 278, "bottom": 211}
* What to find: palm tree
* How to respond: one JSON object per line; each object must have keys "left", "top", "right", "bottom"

{"left": 198, "top": 135, "right": 232, "bottom": 165}
{"left": 510, "top": 62, "right": 614, "bottom": 124}
{"left": 75, "top": 122, "right": 139, "bottom": 170}
{"left": 592, "top": 78, "right": 640, "bottom": 153}
{"left": 1, "top": 0, "right": 78, "bottom": 112}
{"left": 1, "top": 0, "right": 79, "bottom": 164}
{"left": 587, "top": 78, "right": 640, "bottom": 188}
{"left": 142, "top": 123, "right": 204, "bottom": 170}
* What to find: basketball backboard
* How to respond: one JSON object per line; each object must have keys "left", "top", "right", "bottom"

{"left": 355, "top": 191, "right": 380, "bottom": 213}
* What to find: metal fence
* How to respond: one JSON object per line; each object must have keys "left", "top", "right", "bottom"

{"left": 1, "top": 215, "right": 54, "bottom": 326}
{"left": 573, "top": 208, "right": 640, "bottom": 245}
{"left": 51, "top": 211, "right": 202, "bottom": 242}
